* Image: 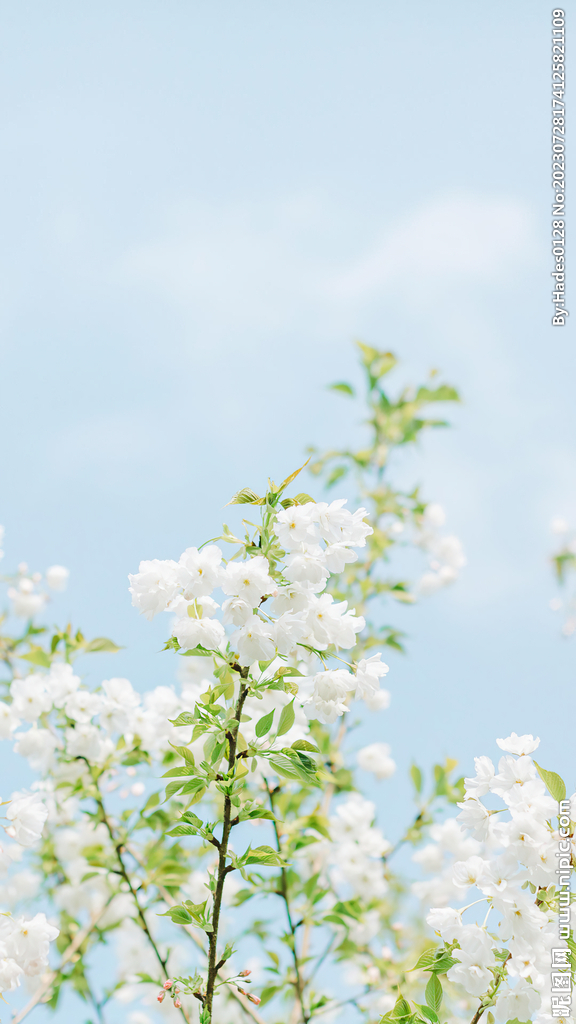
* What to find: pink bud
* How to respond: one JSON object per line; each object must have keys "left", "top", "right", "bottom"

{"left": 248, "top": 994, "right": 262, "bottom": 1005}
{"left": 239, "top": 969, "right": 252, "bottom": 977}
{"left": 163, "top": 979, "right": 173, "bottom": 990}
{"left": 174, "top": 998, "right": 182, "bottom": 1008}
{"left": 157, "top": 991, "right": 165, "bottom": 1003}
{"left": 238, "top": 987, "right": 247, "bottom": 996}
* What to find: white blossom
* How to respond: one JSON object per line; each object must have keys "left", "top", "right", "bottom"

{"left": 177, "top": 545, "right": 223, "bottom": 599}
{"left": 45, "top": 565, "right": 69, "bottom": 591}
{"left": 357, "top": 742, "right": 396, "bottom": 780}
{"left": 172, "top": 615, "right": 225, "bottom": 652}
{"left": 128, "top": 559, "right": 180, "bottom": 620}
{"left": 5, "top": 793, "right": 48, "bottom": 847}
{"left": 303, "top": 670, "right": 352, "bottom": 724}
{"left": 10, "top": 676, "right": 51, "bottom": 722}
{"left": 496, "top": 732, "right": 540, "bottom": 756}
{"left": 221, "top": 555, "right": 275, "bottom": 606}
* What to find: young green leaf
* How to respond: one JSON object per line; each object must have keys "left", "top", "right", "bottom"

{"left": 255, "top": 709, "right": 274, "bottom": 737}
{"left": 277, "top": 700, "right": 295, "bottom": 736}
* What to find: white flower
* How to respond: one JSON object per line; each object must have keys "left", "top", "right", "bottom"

{"left": 99, "top": 678, "right": 141, "bottom": 733}
{"left": 432, "top": 535, "right": 466, "bottom": 570}
{"left": 102, "top": 677, "right": 140, "bottom": 709}
{"left": 10, "top": 676, "right": 51, "bottom": 722}
{"left": 273, "top": 504, "right": 318, "bottom": 549}
{"left": 452, "top": 856, "right": 489, "bottom": 890}
{"left": 493, "top": 980, "right": 540, "bottom": 1022}
{"left": 64, "top": 689, "right": 103, "bottom": 724}
{"left": 354, "top": 654, "right": 389, "bottom": 700}
{"left": 284, "top": 547, "right": 329, "bottom": 589}
{"left": 13, "top": 726, "right": 58, "bottom": 772}
{"left": 222, "top": 597, "right": 253, "bottom": 626}
{"left": 0, "top": 703, "right": 20, "bottom": 739}
{"left": 273, "top": 611, "right": 308, "bottom": 656}
{"left": 128, "top": 559, "right": 180, "bottom": 620}
{"left": 232, "top": 616, "right": 275, "bottom": 666}
{"left": 423, "top": 503, "right": 446, "bottom": 528}
{"left": 507, "top": 939, "right": 540, "bottom": 979}
{"left": 457, "top": 798, "right": 491, "bottom": 840}
{"left": 5, "top": 793, "right": 48, "bottom": 846}
{"left": 177, "top": 545, "right": 223, "bottom": 599}
{"left": 307, "top": 594, "right": 365, "bottom": 650}
{"left": 426, "top": 907, "right": 463, "bottom": 941}
{"left": 172, "top": 615, "right": 225, "bottom": 653}
{"left": 447, "top": 927, "right": 495, "bottom": 996}
{"left": 0, "top": 956, "right": 23, "bottom": 992}
{"left": 315, "top": 500, "right": 373, "bottom": 546}
{"left": 357, "top": 743, "right": 396, "bottom": 780}
{"left": 45, "top": 565, "right": 69, "bottom": 591}
{"left": 304, "top": 670, "right": 353, "bottom": 724}
{"left": 46, "top": 663, "right": 80, "bottom": 708}
{"left": 5, "top": 912, "right": 59, "bottom": 973}
{"left": 496, "top": 732, "right": 540, "bottom": 756}
{"left": 8, "top": 586, "right": 45, "bottom": 619}
{"left": 272, "top": 583, "right": 313, "bottom": 615}
{"left": 323, "top": 543, "right": 358, "bottom": 573}
{"left": 363, "top": 688, "right": 391, "bottom": 712}
{"left": 65, "top": 724, "right": 113, "bottom": 764}
{"left": 221, "top": 555, "right": 275, "bottom": 605}
{"left": 464, "top": 756, "right": 495, "bottom": 797}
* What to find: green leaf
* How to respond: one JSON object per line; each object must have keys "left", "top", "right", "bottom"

{"left": 329, "top": 382, "right": 355, "bottom": 397}
{"left": 255, "top": 709, "right": 274, "bottom": 738}
{"left": 425, "top": 974, "right": 442, "bottom": 1013}
{"left": 158, "top": 905, "right": 193, "bottom": 925}
{"left": 169, "top": 712, "right": 195, "bottom": 727}
{"left": 277, "top": 700, "right": 295, "bottom": 736}
{"left": 391, "top": 995, "right": 411, "bottom": 1018}
{"left": 83, "top": 636, "right": 122, "bottom": 654}
{"left": 416, "top": 384, "right": 459, "bottom": 404}
{"left": 291, "top": 739, "right": 320, "bottom": 752}
{"left": 409, "top": 948, "right": 438, "bottom": 972}
{"left": 244, "top": 845, "right": 286, "bottom": 866}
{"left": 427, "top": 956, "right": 457, "bottom": 973}
{"left": 227, "top": 487, "right": 263, "bottom": 505}
{"left": 293, "top": 492, "right": 315, "bottom": 505}
{"left": 410, "top": 763, "right": 423, "bottom": 795}
{"left": 277, "top": 457, "right": 311, "bottom": 495}
{"left": 20, "top": 648, "right": 51, "bottom": 668}
{"left": 533, "top": 761, "right": 566, "bottom": 802}
{"left": 414, "top": 1005, "right": 438, "bottom": 1024}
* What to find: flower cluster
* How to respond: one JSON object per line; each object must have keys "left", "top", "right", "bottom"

{"left": 416, "top": 732, "right": 572, "bottom": 1023}
{"left": 416, "top": 503, "right": 467, "bottom": 596}
{"left": 326, "top": 793, "right": 392, "bottom": 900}
{"left": 129, "top": 498, "right": 391, "bottom": 725}
{"left": 1, "top": 544, "right": 69, "bottom": 619}
{"left": 0, "top": 791, "right": 58, "bottom": 995}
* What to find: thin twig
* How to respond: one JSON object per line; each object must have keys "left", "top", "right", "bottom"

{"left": 11, "top": 899, "right": 113, "bottom": 1023}
{"left": 153, "top": 879, "right": 268, "bottom": 1024}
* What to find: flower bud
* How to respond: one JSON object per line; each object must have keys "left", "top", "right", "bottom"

{"left": 238, "top": 969, "right": 252, "bottom": 977}
{"left": 248, "top": 994, "right": 262, "bottom": 1005}
{"left": 157, "top": 991, "right": 165, "bottom": 1003}
{"left": 174, "top": 998, "right": 182, "bottom": 1008}
{"left": 163, "top": 979, "right": 173, "bottom": 989}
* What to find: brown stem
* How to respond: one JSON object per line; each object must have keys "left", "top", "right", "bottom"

{"left": 91, "top": 773, "right": 192, "bottom": 1024}
{"left": 205, "top": 676, "right": 250, "bottom": 1020}
{"left": 126, "top": 852, "right": 268, "bottom": 1024}
{"left": 267, "top": 785, "right": 309, "bottom": 1024}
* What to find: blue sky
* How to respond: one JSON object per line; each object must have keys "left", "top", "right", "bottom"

{"left": 0, "top": 1, "right": 574, "bottom": 1017}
